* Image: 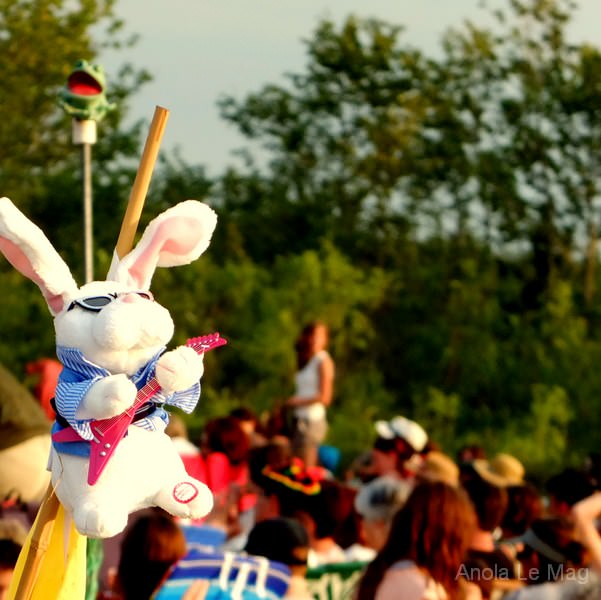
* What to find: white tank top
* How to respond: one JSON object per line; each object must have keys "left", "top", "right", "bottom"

{"left": 293, "top": 350, "right": 329, "bottom": 421}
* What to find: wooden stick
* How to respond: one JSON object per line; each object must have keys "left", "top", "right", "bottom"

{"left": 115, "top": 105, "right": 170, "bottom": 259}
{"left": 12, "top": 483, "right": 60, "bottom": 600}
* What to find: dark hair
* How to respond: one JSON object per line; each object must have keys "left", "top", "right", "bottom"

{"left": 248, "top": 442, "right": 292, "bottom": 486}
{"left": 229, "top": 406, "right": 258, "bottom": 425}
{"left": 545, "top": 469, "right": 595, "bottom": 508}
{"left": 263, "top": 407, "right": 293, "bottom": 439}
{"left": 331, "top": 484, "right": 361, "bottom": 548}
{"left": 373, "top": 436, "right": 416, "bottom": 470}
{"left": 294, "top": 321, "right": 327, "bottom": 369}
{"left": 0, "top": 539, "right": 21, "bottom": 570}
{"left": 501, "top": 483, "right": 544, "bottom": 538}
{"left": 457, "top": 445, "right": 486, "bottom": 463}
{"left": 305, "top": 480, "right": 357, "bottom": 542}
{"left": 245, "top": 517, "right": 309, "bottom": 567}
{"left": 356, "top": 482, "right": 476, "bottom": 600}
{"left": 422, "top": 439, "right": 441, "bottom": 455}
{"left": 373, "top": 436, "right": 397, "bottom": 453}
{"left": 203, "top": 416, "right": 250, "bottom": 465}
{"left": 518, "top": 517, "right": 585, "bottom": 584}
{"left": 463, "top": 475, "right": 508, "bottom": 532}
{"left": 117, "top": 511, "right": 187, "bottom": 600}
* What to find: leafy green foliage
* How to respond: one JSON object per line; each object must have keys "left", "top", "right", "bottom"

{"left": 0, "top": 0, "right": 150, "bottom": 280}
{"left": 152, "top": 243, "right": 391, "bottom": 423}
{"left": 499, "top": 384, "right": 573, "bottom": 477}
{"left": 209, "top": 0, "right": 601, "bottom": 476}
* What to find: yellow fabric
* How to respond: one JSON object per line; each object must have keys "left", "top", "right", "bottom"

{"left": 8, "top": 503, "right": 87, "bottom": 600}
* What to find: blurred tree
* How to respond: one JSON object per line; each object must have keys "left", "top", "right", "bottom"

{"left": 0, "top": 0, "right": 150, "bottom": 368}
{"left": 217, "top": 1, "right": 601, "bottom": 305}
{"left": 210, "top": 0, "right": 601, "bottom": 471}
{"left": 152, "top": 242, "right": 391, "bottom": 419}
{"left": 436, "top": 0, "right": 601, "bottom": 307}
{"left": 0, "top": 0, "right": 150, "bottom": 277}
{"left": 216, "top": 17, "right": 427, "bottom": 266}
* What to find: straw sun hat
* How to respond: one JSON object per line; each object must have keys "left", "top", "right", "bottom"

{"left": 417, "top": 451, "right": 460, "bottom": 487}
{"left": 472, "top": 453, "right": 525, "bottom": 487}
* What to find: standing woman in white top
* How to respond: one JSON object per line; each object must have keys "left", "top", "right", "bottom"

{"left": 286, "top": 321, "right": 335, "bottom": 468}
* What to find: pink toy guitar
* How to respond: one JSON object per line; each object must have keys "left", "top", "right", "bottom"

{"left": 53, "top": 332, "right": 227, "bottom": 485}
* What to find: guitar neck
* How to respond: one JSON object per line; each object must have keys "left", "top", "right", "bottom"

{"left": 92, "top": 334, "right": 226, "bottom": 435}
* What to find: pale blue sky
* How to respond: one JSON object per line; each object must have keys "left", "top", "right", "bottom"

{"left": 100, "top": 1, "right": 601, "bottom": 174}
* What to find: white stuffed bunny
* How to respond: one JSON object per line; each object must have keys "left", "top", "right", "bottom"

{"left": 0, "top": 197, "right": 217, "bottom": 538}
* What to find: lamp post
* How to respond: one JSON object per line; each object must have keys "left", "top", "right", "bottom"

{"left": 75, "top": 120, "right": 94, "bottom": 283}
{"left": 59, "top": 60, "right": 115, "bottom": 283}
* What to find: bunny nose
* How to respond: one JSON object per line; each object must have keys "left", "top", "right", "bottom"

{"left": 121, "top": 293, "right": 140, "bottom": 304}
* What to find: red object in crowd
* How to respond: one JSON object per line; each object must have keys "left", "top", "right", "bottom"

{"left": 25, "top": 358, "right": 63, "bottom": 421}
{"left": 181, "top": 452, "right": 256, "bottom": 513}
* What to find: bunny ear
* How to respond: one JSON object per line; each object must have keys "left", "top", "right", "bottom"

{"left": 0, "top": 198, "right": 78, "bottom": 315}
{"left": 108, "top": 200, "right": 217, "bottom": 289}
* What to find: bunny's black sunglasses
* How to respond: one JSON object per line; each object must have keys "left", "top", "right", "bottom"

{"left": 67, "top": 291, "right": 154, "bottom": 312}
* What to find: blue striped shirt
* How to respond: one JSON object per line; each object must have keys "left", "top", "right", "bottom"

{"left": 54, "top": 345, "right": 201, "bottom": 441}
{"left": 154, "top": 549, "right": 291, "bottom": 600}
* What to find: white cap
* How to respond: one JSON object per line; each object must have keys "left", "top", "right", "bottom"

{"left": 374, "top": 416, "right": 428, "bottom": 453}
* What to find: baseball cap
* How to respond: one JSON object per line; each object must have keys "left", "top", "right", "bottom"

{"left": 374, "top": 416, "right": 428, "bottom": 452}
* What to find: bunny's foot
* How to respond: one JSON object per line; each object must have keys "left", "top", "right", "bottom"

{"left": 155, "top": 479, "right": 214, "bottom": 520}
{"left": 73, "top": 502, "right": 128, "bottom": 539}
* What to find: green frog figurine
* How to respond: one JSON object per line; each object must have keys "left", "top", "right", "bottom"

{"left": 58, "top": 59, "right": 116, "bottom": 122}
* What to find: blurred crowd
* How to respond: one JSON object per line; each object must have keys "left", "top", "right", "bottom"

{"left": 2, "top": 327, "right": 601, "bottom": 600}
{"left": 4, "top": 404, "right": 601, "bottom": 600}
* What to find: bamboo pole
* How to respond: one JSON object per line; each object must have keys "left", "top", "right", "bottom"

{"left": 11, "top": 483, "right": 60, "bottom": 600}
{"left": 115, "top": 105, "right": 170, "bottom": 259}
{"left": 12, "top": 106, "right": 170, "bottom": 600}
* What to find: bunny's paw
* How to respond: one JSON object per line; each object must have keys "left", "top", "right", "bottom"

{"left": 155, "top": 346, "right": 204, "bottom": 394}
{"left": 76, "top": 374, "right": 138, "bottom": 420}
